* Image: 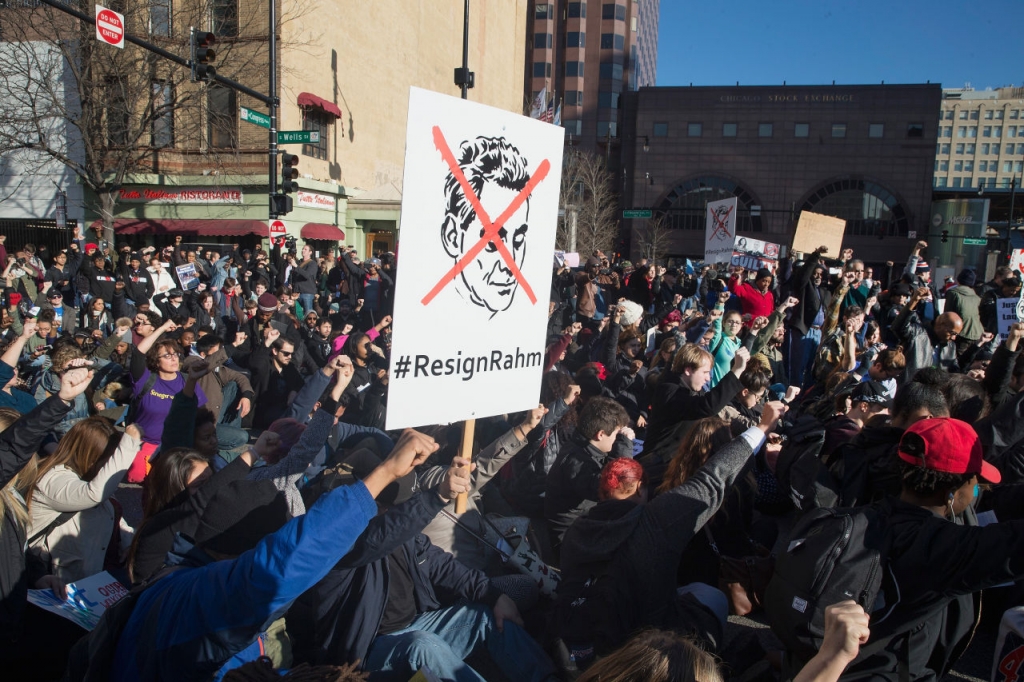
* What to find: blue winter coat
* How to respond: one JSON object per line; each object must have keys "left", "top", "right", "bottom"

{"left": 110, "top": 480, "right": 378, "bottom": 681}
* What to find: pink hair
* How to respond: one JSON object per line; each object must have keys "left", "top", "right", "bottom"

{"left": 598, "top": 458, "right": 645, "bottom": 500}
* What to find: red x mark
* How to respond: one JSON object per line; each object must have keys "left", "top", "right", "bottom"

{"left": 421, "top": 126, "right": 550, "bottom": 306}
{"left": 709, "top": 205, "right": 734, "bottom": 242}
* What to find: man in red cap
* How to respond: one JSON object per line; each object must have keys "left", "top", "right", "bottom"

{"left": 838, "top": 417, "right": 1024, "bottom": 681}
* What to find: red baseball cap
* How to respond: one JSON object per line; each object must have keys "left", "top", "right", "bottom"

{"left": 897, "top": 418, "right": 1001, "bottom": 484}
{"left": 85, "top": 243, "right": 98, "bottom": 253}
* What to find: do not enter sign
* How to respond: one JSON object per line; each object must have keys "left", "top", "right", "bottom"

{"left": 95, "top": 5, "right": 125, "bottom": 49}
{"left": 269, "top": 220, "right": 286, "bottom": 234}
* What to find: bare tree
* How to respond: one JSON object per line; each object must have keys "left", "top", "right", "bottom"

{"left": 556, "top": 148, "right": 618, "bottom": 257}
{"left": 635, "top": 213, "right": 672, "bottom": 266}
{"left": 0, "top": 0, "right": 277, "bottom": 243}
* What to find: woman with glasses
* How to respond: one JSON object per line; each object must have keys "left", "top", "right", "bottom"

{"left": 125, "top": 318, "right": 207, "bottom": 483}
{"left": 708, "top": 290, "right": 746, "bottom": 388}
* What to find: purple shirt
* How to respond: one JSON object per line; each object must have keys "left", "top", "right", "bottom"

{"left": 133, "top": 370, "right": 206, "bottom": 445}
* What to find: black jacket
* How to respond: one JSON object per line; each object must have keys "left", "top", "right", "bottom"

{"left": 843, "top": 494, "right": 1024, "bottom": 682}
{"left": 289, "top": 490, "right": 501, "bottom": 667}
{"left": 0, "top": 396, "right": 72, "bottom": 652}
{"left": 545, "top": 429, "right": 634, "bottom": 544}
{"left": 829, "top": 424, "right": 904, "bottom": 506}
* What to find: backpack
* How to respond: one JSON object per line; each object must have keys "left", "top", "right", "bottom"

{"left": 764, "top": 505, "right": 892, "bottom": 666}
{"left": 772, "top": 415, "right": 838, "bottom": 511}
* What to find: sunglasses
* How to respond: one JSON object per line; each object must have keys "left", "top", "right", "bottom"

{"left": 278, "top": 350, "right": 294, "bottom": 357}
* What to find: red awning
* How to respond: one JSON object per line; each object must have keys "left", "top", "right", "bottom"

{"left": 297, "top": 92, "right": 342, "bottom": 118}
{"left": 300, "top": 223, "right": 345, "bottom": 241}
{"left": 90, "top": 219, "right": 269, "bottom": 237}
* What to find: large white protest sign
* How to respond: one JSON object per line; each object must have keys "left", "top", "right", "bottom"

{"left": 998, "top": 297, "right": 1024, "bottom": 338}
{"left": 1009, "top": 249, "right": 1024, "bottom": 279}
{"left": 705, "top": 197, "right": 737, "bottom": 264}
{"left": 385, "top": 87, "right": 564, "bottom": 429}
{"left": 27, "top": 570, "right": 128, "bottom": 631}
{"left": 731, "top": 236, "right": 781, "bottom": 270}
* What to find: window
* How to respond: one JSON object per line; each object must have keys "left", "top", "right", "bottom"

{"left": 968, "top": 126, "right": 977, "bottom": 138}
{"left": 602, "top": 3, "right": 625, "bottom": 19}
{"left": 564, "top": 91, "right": 583, "bottom": 106}
{"left": 758, "top": 122, "right": 773, "bottom": 137}
{"left": 596, "top": 121, "right": 618, "bottom": 138}
{"left": 794, "top": 122, "right": 810, "bottom": 137}
{"left": 600, "top": 33, "right": 624, "bottom": 50}
{"left": 983, "top": 126, "right": 992, "bottom": 138}
{"left": 688, "top": 122, "right": 702, "bottom": 137}
{"left": 970, "top": 110, "right": 979, "bottom": 120}
{"left": 566, "top": 31, "right": 584, "bottom": 47}
{"left": 941, "top": 143, "right": 950, "bottom": 154}
{"left": 942, "top": 126, "right": 952, "bottom": 137}
{"left": 212, "top": 0, "right": 237, "bottom": 36}
{"left": 535, "top": 3, "right": 552, "bottom": 19}
{"left": 300, "top": 109, "right": 330, "bottom": 160}
{"left": 952, "top": 177, "right": 962, "bottom": 188}
{"left": 151, "top": 81, "right": 173, "bottom": 148}
{"left": 599, "top": 62, "right": 623, "bottom": 79}
{"left": 631, "top": 16, "right": 637, "bottom": 31}
{"left": 996, "top": 111, "right": 1004, "bottom": 120}
{"left": 995, "top": 126, "right": 1003, "bottom": 138}
{"left": 597, "top": 91, "right": 620, "bottom": 109}
{"left": 722, "top": 122, "right": 737, "bottom": 137}
{"left": 1011, "top": 127, "right": 1019, "bottom": 138}
{"left": 939, "top": 160, "right": 949, "bottom": 171}
{"left": 533, "top": 62, "right": 551, "bottom": 77}
{"left": 936, "top": 177, "right": 947, "bottom": 188}
{"left": 907, "top": 123, "right": 924, "bottom": 138}
{"left": 992, "top": 143, "right": 1001, "bottom": 155}
{"left": 652, "top": 122, "right": 668, "bottom": 137}
{"left": 985, "top": 110, "right": 994, "bottom": 120}
{"left": 534, "top": 33, "right": 552, "bottom": 49}
{"left": 966, "top": 143, "right": 975, "bottom": 154}
{"left": 955, "top": 144, "right": 964, "bottom": 154}
{"left": 562, "top": 119, "right": 582, "bottom": 135}
{"left": 1004, "top": 161, "right": 1013, "bottom": 173}
{"left": 1012, "top": 110, "right": 1020, "bottom": 120}
{"left": 207, "top": 85, "right": 237, "bottom": 148}
{"left": 962, "top": 177, "right": 972, "bottom": 188}
{"left": 982, "top": 144, "right": 990, "bottom": 154}
{"left": 979, "top": 161, "right": 988, "bottom": 172}
{"left": 867, "top": 123, "right": 884, "bottom": 138}
{"left": 965, "top": 161, "right": 974, "bottom": 172}
{"left": 959, "top": 111, "right": 968, "bottom": 120}
{"left": 106, "top": 79, "right": 129, "bottom": 146}
{"left": 567, "top": 2, "right": 586, "bottom": 17}
{"left": 957, "top": 126, "right": 967, "bottom": 138}
{"left": 1017, "top": 161, "right": 1024, "bottom": 173}
{"left": 944, "top": 111, "right": 954, "bottom": 120}
{"left": 150, "top": 0, "right": 170, "bottom": 36}
{"left": 831, "top": 123, "right": 846, "bottom": 138}
{"left": 954, "top": 161, "right": 963, "bottom": 171}
{"left": 565, "top": 61, "right": 584, "bottom": 77}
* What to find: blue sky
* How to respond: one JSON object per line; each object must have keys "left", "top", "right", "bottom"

{"left": 656, "top": 0, "right": 1022, "bottom": 90}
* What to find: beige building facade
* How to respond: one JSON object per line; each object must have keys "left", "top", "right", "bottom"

{"left": 934, "top": 86, "right": 1024, "bottom": 191}
{"left": 279, "top": 0, "right": 529, "bottom": 255}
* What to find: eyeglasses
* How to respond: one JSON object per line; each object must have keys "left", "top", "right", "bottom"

{"left": 157, "top": 352, "right": 181, "bottom": 361}
{"left": 135, "top": 320, "right": 152, "bottom": 327}
{"left": 724, "top": 319, "right": 744, "bottom": 326}
{"left": 278, "top": 350, "right": 294, "bottom": 357}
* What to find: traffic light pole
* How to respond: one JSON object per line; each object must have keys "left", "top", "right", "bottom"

{"left": 268, "top": 0, "right": 279, "bottom": 224}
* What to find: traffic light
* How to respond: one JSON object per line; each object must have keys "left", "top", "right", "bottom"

{"left": 190, "top": 29, "right": 216, "bottom": 82}
{"left": 272, "top": 194, "right": 293, "bottom": 216}
{"left": 941, "top": 229, "right": 949, "bottom": 243}
{"left": 280, "top": 153, "right": 299, "bottom": 193}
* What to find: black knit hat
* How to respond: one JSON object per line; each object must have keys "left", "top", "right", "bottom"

{"left": 194, "top": 480, "right": 291, "bottom": 557}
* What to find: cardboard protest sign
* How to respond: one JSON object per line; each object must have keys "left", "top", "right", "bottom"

{"left": 998, "top": 297, "right": 1024, "bottom": 338}
{"left": 385, "top": 87, "right": 564, "bottom": 429}
{"left": 792, "top": 211, "right": 846, "bottom": 257}
{"left": 731, "top": 236, "right": 780, "bottom": 270}
{"left": 27, "top": 571, "right": 128, "bottom": 631}
{"left": 175, "top": 263, "right": 199, "bottom": 290}
{"left": 705, "top": 197, "right": 737, "bottom": 265}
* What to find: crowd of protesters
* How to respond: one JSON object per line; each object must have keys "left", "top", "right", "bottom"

{"left": 2, "top": 228, "right": 1024, "bottom": 682}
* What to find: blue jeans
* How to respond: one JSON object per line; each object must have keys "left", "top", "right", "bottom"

{"left": 298, "top": 292, "right": 315, "bottom": 317}
{"left": 786, "top": 326, "right": 821, "bottom": 388}
{"left": 363, "top": 603, "right": 556, "bottom": 682}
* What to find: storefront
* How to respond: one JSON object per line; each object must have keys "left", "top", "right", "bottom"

{"left": 84, "top": 175, "right": 348, "bottom": 253}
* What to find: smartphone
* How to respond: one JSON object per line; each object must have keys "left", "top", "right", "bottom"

{"left": 28, "top": 306, "right": 41, "bottom": 318}
{"left": 269, "top": 319, "right": 288, "bottom": 335}
{"left": 38, "top": 344, "right": 53, "bottom": 352}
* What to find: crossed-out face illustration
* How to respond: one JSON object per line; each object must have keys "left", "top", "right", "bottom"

{"left": 440, "top": 136, "right": 532, "bottom": 317}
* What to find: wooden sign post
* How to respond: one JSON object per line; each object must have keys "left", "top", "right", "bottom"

{"left": 454, "top": 419, "right": 475, "bottom": 513}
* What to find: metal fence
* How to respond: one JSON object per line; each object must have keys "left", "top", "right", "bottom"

{"left": 0, "top": 219, "right": 74, "bottom": 254}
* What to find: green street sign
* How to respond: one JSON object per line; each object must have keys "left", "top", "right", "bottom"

{"left": 239, "top": 106, "right": 270, "bottom": 129}
{"left": 278, "top": 130, "right": 320, "bottom": 144}
{"left": 963, "top": 237, "right": 988, "bottom": 246}
{"left": 623, "top": 209, "right": 652, "bottom": 219}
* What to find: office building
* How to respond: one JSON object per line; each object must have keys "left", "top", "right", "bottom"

{"left": 933, "top": 86, "right": 1024, "bottom": 191}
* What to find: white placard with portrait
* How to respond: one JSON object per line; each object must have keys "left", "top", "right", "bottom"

{"left": 385, "top": 87, "right": 564, "bottom": 429}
